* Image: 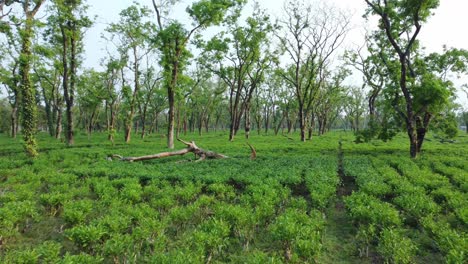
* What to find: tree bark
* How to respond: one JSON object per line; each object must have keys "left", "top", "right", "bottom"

{"left": 61, "top": 23, "right": 72, "bottom": 146}
{"left": 10, "top": 96, "right": 18, "bottom": 138}
{"left": 245, "top": 104, "right": 251, "bottom": 139}
{"left": 298, "top": 106, "right": 306, "bottom": 142}
{"left": 125, "top": 46, "right": 141, "bottom": 143}
{"left": 167, "top": 55, "right": 179, "bottom": 149}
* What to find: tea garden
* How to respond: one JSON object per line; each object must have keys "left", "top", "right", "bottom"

{"left": 0, "top": 131, "right": 466, "bottom": 263}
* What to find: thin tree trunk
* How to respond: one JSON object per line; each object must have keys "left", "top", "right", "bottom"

{"left": 61, "top": 23, "right": 74, "bottom": 146}
{"left": 125, "top": 47, "right": 140, "bottom": 143}
{"left": 11, "top": 99, "right": 18, "bottom": 138}
{"left": 167, "top": 66, "right": 177, "bottom": 149}
{"left": 229, "top": 109, "right": 237, "bottom": 141}
{"left": 55, "top": 107, "right": 62, "bottom": 139}
{"left": 205, "top": 114, "right": 210, "bottom": 133}
{"left": 245, "top": 104, "right": 251, "bottom": 139}
{"left": 274, "top": 113, "right": 285, "bottom": 136}
{"left": 141, "top": 110, "right": 147, "bottom": 139}
{"left": 298, "top": 106, "right": 306, "bottom": 142}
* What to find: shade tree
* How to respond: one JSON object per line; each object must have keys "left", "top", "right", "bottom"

{"left": 105, "top": 3, "right": 155, "bottom": 143}
{"left": 1, "top": 0, "right": 46, "bottom": 156}
{"left": 276, "top": 0, "right": 350, "bottom": 141}
{"left": 152, "top": 0, "right": 245, "bottom": 148}
{"left": 199, "top": 3, "right": 274, "bottom": 141}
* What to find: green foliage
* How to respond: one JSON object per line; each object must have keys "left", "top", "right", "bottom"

{"left": 188, "top": 0, "right": 242, "bottom": 27}
{"left": 0, "top": 98, "right": 11, "bottom": 133}
{"left": 355, "top": 118, "right": 398, "bottom": 143}
{"left": 377, "top": 228, "right": 417, "bottom": 264}
{"left": 63, "top": 199, "right": 94, "bottom": 225}
{"left": 421, "top": 216, "right": 467, "bottom": 263}
{"left": 345, "top": 192, "right": 402, "bottom": 228}
{"left": 0, "top": 131, "right": 466, "bottom": 262}
{"left": 269, "top": 208, "right": 324, "bottom": 260}
{"left": 65, "top": 223, "right": 108, "bottom": 251}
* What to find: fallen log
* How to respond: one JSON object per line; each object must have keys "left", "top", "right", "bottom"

{"left": 111, "top": 139, "right": 228, "bottom": 162}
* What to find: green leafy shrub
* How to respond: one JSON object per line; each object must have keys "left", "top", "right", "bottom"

{"left": 58, "top": 253, "right": 104, "bottom": 264}
{"left": 39, "top": 191, "right": 71, "bottom": 216}
{"left": 421, "top": 216, "right": 467, "bottom": 263}
{"left": 63, "top": 199, "right": 94, "bottom": 225}
{"left": 103, "top": 233, "right": 134, "bottom": 263}
{"left": 345, "top": 192, "right": 402, "bottom": 228}
{"left": 377, "top": 228, "right": 416, "bottom": 264}
{"left": 393, "top": 192, "right": 440, "bottom": 220}
{"left": 65, "top": 224, "right": 107, "bottom": 252}
{"left": 189, "top": 218, "right": 231, "bottom": 262}
{"left": 269, "top": 208, "right": 324, "bottom": 261}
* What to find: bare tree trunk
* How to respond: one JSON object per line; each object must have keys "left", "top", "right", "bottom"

{"left": 87, "top": 109, "right": 96, "bottom": 136}
{"left": 256, "top": 114, "right": 262, "bottom": 135}
{"left": 167, "top": 86, "right": 176, "bottom": 149}
{"left": 11, "top": 99, "right": 18, "bottom": 138}
{"left": 245, "top": 104, "right": 251, "bottom": 139}
{"left": 198, "top": 114, "right": 203, "bottom": 136}
{"left": 308, "top": 113, "right": 316, "bottom": 140}
{"left": 183, "top": 113, "right": 188, "bottom": 136}
{"left": 141, "top": 111, "right": 147, "bottom": 139}
{"left": 125, "top": 47, "right": 141, "bottom": 144}
{"left": 274, "top": 114, "right": 285, "bottom": 136}
{"left": 109, "top": 103, "right": 116, "bottom": 142}
{"left": 205, "top": 115, "right": 210, "bottom": 133}
{"left": 175, "top": 105, "right": 181, "bottom": 139}
{"left": 229, "top": 108, "right": 238, "bottom": 141}
{"left": 55, "top": 107, "right": 62, "bottom": 139}
{"left": 151, "top": 111, "right": 159, "bottom": 134}
{"left": 287, "top": 114, "right": 293, "bottom": 134}
{"left": 298, "top": 107, "right": 306, "bottom": 142}
{"left": 61, "top": 24, "right": 73, "bottom": 146}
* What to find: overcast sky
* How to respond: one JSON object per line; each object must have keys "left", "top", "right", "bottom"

{"left": 83, "top": 0, "right": 467, "bottom": 105}
{"left": 84, "top": 0, "right": 468, "bottom": 67}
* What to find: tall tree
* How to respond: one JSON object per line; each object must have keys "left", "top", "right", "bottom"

{"left": 101, "top": 56, "right": 124, "bottom": 143}
{"left": 152, "top": 0, "right": 243, "bottom": 148}
{"left": 365, "top": 0, "right": 452, "bottom": 158}
{"left": 200, "top": 3, "right": 274, "bottom": 141}
{"left": 315, "top": 67, "right": 349, "bottom": 136}
{"left": 33, "top": 40, "right": 66, "bottom": 138}
{"left": 49, "top": 0, "right": 92, "bottom": 145}
{"left": 277, "top": 0, "right": 349, "bottom": 141}
{"left": 76, "top": 69, "right": 105, "bottom": 136}
{"left": 106, "top": 3, "right": 155, "bottom": 143}
{"left": 34, "top": 62, "right": 61, "bottom": 137}
{"left": 137, "top": 66, "right": 162, "bottom": 139}
{"left": 342, "top": 86, "right": 366, "bottom": 132}
{"left": 344, "top": 39, "right": 388, "bottom": 122}
{"left": 0, "top": 27, "right": 21, "bottom": 138}
{"left": 4, "top": 0, "right": 46, "bottom": 156}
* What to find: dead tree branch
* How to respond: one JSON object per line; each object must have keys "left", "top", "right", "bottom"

{"left": 247, "top": 142, "right": 257, "bottom": 160}
{"left": 111, "top": 138, "right": 228, "bottom": 162}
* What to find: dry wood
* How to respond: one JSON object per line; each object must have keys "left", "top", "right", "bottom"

{"left": 111, "top": 138, "right": 228, "bottom": 162}
{"left": 246, "top": 142, "right": 256, "bottom": 160}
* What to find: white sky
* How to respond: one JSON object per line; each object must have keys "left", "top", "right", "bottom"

{"left": 84, "top": 0, "right": 468, "bottom": 67}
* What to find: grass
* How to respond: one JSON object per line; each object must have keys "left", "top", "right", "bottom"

{"left": 0, "top": 130, "right": 467, "bottom": 263}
